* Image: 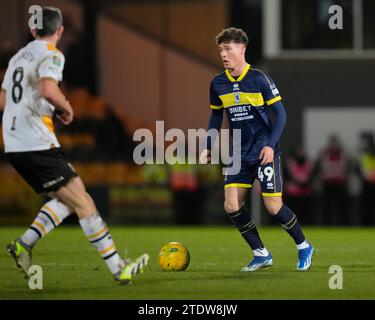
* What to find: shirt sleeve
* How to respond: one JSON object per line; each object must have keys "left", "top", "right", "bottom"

{"left": 207, "top": 108, "right": 224, "bottom": 151}
{"left": 267, "top": 100, "right": 287, "bottom": 149}
{"left": 257, "top": 71, "right": 282, "bottom": 106}
{"left": 209, "top": 81, "right": 223, "bottom": 109}
{"left": 38, "top": 51, "right": 65, "bottom": 82}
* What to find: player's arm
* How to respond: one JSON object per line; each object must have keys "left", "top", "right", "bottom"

{"left": 38, "top": 52, "right": 72, "bottom": 125}
{"left": 257, "top": 72, "right": 285, "bottom": 164}
{"left": 200, "top": 82, "right": 223, "bottom": 164}
{"left": 200, "top": 108, "right": 224, "bottom": 163}
{"left": 267, "top": 100, "right": 287, "bottom": 150}
{"left": 40, "top": 78, "right": 73, "bottom": 125}
{"left": 259, "top": 101, "right": 286, "bottom": 165}
{"left": 0, "top": 89, "right": 5, "bottom": 111}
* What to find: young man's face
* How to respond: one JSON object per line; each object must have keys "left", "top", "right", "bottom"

{"left": 218, "top": 41, "right": 246, "bottom": 70}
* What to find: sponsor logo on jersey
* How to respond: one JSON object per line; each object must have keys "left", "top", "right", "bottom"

{"left": 229, "top": 105, "right": 250, "bottom": 113}
{"left": 231, "top": 115, "right": 254, "bottom": 122}
{"left": 270, "top": 83, "right": 279, "bottom": 96}
{"left": 52, "top": 55, "right": 61, "bottom": 66}
{"left": 48, "top": 66, "right": 59, "bottom": 75}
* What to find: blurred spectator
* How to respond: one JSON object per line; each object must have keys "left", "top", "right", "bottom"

{"left": 169, "top": 150, "right": 203, "bottom": 225}
{"left": 0, "top": 40, "right": 15, "bottom": 67}
{"left": 356, "top": 132, "right": 375, "bottom": 225}
{"left": 64, "top": 32, "right": 94, "bottom": 91}
{"left": 283, "top": 147, "right": 315, "bottom": 225}
{"left": 95, "top": 108, "right": 135, "bottom": 162}
{"left": 315, "top": 134, "right": 350, "bottom": 225}
{"left": 55, "top": 105, "right": 135, "bottom": 163}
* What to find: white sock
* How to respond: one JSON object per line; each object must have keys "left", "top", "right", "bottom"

{"left": 79, "top": 213, "right": 124, "bottom": 275}
{"left": 253, "top": 247, "right": 270, "bottom": 257}
{"left": 296, "top": 240, "right": 310, "bottom": 250}
{"left": 21, "top": 198, "right": 70, "bottom": 248}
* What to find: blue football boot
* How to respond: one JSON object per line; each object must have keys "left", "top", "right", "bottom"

{"left": 241, "top": 254, "right": 273, "bottom": 272}
{"left": 297, "top": 243, "right": 315, "bottom": 271}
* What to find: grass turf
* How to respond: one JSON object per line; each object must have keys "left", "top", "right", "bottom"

{"left": 0, "top": 226, "right": 374, "bottom": 300}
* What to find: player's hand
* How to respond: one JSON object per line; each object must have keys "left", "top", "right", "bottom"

{"left": 199, "top": 149, "right": 211, "bottom": 164}
{"left": 259, "top": 146, "right": 274, "bottom": 165}
{"left": 56, "top": 109, "right": 73, "bottom": 125}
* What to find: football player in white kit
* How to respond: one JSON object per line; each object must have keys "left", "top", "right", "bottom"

{"left": 0, "top": 6, "right": 148, "bottom": 285}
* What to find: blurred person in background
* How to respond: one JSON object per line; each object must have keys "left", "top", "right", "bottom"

{"left": 357, "top": 132, "right": 375, "bottom": 225}
{"left": 169, "top": 145, "right": 203, "bottom": 225}
{"left": 315, "top": 134, "right": 350, "bottom": 225}
{"left": 284, "top": 147, "right": 315, "bottom": 225}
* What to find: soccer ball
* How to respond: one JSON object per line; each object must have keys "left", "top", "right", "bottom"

{"left": 158, "top": 242, "right": 190, "bottom": 271}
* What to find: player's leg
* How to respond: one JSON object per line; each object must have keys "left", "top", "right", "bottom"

{"left": 5, "top": 150, "right": 75, "bottom": 276}
{"left": 224, "top": 183, "right": 272, "bottom": 271}
{"left": 19, "top": 198, "right": 74, "bottom": 249}
{"left": 263, "top": 196, "right": 304, "bottom": 242}
{"left": 7, "top": 148, "right": 148, "bottom": 283}
{"left": 224, "top": 186, "right": 265, "bottom": 251}
{"left": 259, "top": 156, "right": 314, "bottom": 271}
{"left": 54, "top": 176, "right": 148, "bottom": 285}
{"left": 6, "top": 198, "right": 74, "bottom": 275}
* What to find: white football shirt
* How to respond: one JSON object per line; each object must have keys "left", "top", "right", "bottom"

{"left": 1, "top": 39, "right": 65, "bottom": 152}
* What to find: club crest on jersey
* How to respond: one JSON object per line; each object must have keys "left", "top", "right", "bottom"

{"left": 234, "top": 93, "right": 241, "bottom": 104}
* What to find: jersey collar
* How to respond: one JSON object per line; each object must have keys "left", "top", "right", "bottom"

{"left": 225, "top": 63, "right": 251, "bottom": 82}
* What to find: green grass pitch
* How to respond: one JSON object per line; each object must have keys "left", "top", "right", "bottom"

{"left": 0, "top": 226, "right": 374, "bottom": 300}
